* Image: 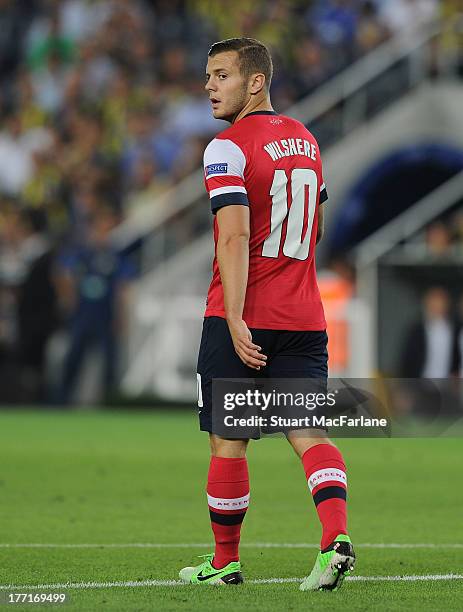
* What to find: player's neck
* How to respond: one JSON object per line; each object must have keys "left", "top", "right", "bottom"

{"left": 232, "top": 96, "right": 274, "bottom": 124}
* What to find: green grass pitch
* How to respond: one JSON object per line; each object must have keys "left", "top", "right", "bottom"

{"left": 0, "top": 409, "right": 462, "bottom": 611}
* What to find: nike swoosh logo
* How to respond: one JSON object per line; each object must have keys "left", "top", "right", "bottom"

{"left": 197, "top": 570, "right": 223, "bottom": 582}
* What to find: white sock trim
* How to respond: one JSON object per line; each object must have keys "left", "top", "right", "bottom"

{"left": 207, "top": 493, "right": 250, "bottom": 510}
{"left": 308, "top": 468, "right": 347, "bottom": 492}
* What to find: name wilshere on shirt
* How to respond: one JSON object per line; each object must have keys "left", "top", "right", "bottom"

{"left": 263, "top": 138, "right": 317, "bottom": 162}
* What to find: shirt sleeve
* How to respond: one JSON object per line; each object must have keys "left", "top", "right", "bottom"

{"left": 203, "top": 138, "right": 249, "bottom": 214}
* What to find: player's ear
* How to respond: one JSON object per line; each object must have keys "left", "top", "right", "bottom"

{"left": 249, "top": 73, "right": 266, "bottom": 95}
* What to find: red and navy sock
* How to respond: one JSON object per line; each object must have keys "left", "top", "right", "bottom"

{"left": 301, "top": 443, "right": 348, "bottom": 550}
{"left": 207, "top": 456, "right": 249, "bottom": 569}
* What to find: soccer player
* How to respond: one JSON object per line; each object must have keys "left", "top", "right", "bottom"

{"left": 179, "top": 38, "right": 355, "bottom": 590}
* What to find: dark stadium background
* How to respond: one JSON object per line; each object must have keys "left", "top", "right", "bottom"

{"left": 0, "top": 2, "right": 462, "bottom": 609}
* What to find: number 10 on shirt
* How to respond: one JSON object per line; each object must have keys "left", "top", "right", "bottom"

{"left": 262, "top": 168, "right": 318, "bottom": 261}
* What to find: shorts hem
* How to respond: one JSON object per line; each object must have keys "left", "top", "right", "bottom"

{"left": 204, "top": 312, "right": 326, "bottom": 331}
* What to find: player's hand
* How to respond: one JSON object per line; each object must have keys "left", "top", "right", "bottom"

{"left": 227, "top": 317, "right": 267, "bottom": 370}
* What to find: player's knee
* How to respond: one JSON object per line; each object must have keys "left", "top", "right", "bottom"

{"left": 209, "top": 434, "right": 248, "bottom": 457}
{"left": 286, "top": 431, "right": 335, "bottom": 458}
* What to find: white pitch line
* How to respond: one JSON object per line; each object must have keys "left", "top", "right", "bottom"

{"left": 0, "top": 542, "right": 462, "bottom": 549}
{"left": 0, "top": 575, "right": 462, "bottom": 590}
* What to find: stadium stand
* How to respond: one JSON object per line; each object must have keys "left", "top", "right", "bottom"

{"left": 0, "top": 0, "right": 461, "bottom": 403}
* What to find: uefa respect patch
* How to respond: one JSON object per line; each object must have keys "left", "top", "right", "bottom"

{"left": 206, "top": 163, "right": 228, "bottom": 176}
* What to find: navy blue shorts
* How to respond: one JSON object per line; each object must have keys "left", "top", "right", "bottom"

{"left": 196, "top": 316, "right": 328, "bottom": 434}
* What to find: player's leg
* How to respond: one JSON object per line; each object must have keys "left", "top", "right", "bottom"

{"left": 179, "top": 317, "right": 255, "bottom": 585}
{"left": 180, "top": 434, "right": 249, "bottom": 585}
{"left": 206, "top": 435, "right": 249, "bottom": 567}
{"left": 288, "top": 432, "right": 348, "bottom": 551}
{"left": 287, "top": 431, "right": 355, "bottom": 590}
{"left": 267, "top": 329, "right": 355, "bottom": 590}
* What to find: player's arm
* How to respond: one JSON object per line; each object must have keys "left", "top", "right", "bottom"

{"left": 203, "top": 137, "right": 266, "bottom": 369}
{"left": 216, "top": 205, "right": 267, "bottom": 370}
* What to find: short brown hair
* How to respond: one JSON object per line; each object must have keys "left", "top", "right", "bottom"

{"left": 208, "top": 38, "right": 273, "bottom": 91}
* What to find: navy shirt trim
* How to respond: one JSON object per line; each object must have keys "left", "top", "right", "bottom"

{"left": 211, "top": 192, "right": 249, "bottom": 214}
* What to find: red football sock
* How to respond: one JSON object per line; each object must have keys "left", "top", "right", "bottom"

{"left": 207, "top": 456, "right": 249, "bottom": 568}
{"left": 301, "top": 443, "right": 348, "bottom": 550}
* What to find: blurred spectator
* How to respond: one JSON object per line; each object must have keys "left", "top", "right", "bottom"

{"left": 126, "top": 156, "right": 171, "bottom": 219}
{"left": 72, "top": 39, "right": 117, "bottom": 102}
{"left": 0, "top": 0, "right": 29, "bottom": 89}
{"left": 0, "top": 112, "right": 34, "bottom": 196}
{"left": 357, "top": 1, "right": 388, "bottom": 54}
{"left": 164, "top": 78, "right": 219, "bottom": 141}
{"left": 308, "top": 1, "right": 359, "bottom": 69}
{"left": 412, "top": 209, "right": 463, "bottom": 258}
{"left": 27, "top": 9, "right": 76, "bottom": 72}
{"left": 15, "top": 70, "right": 49, "bottom": 130}
{"left": 440, "top": 0, "right": 463, "bottom": 76}
{"left": 31, "top": 48, "right": 74, "bottom": 113}
{"left": 59, "top": 0, "right": 109, "bottom": 43}
{"left": 377, "top": 0, "right": 438, "bottom": 35}
{"left": 121, "top": 105, "right": 180, "bottom": 182}
{"left": 14, "top": 207, "right": 59, "bottom": 402}
{"left": 450, "top": 209, "right": 463, "bottom": 247}
{"left": 399, "top": 287, "right": 459, "bottom": 378}
{"left": 426, "top": 220, "right": 453, "bottom": 256}
{"left": 291, "top": 38, "right": 328, "bottom": 98}
{"left": 56, "top": 206, "right": 136, "bottom": 404}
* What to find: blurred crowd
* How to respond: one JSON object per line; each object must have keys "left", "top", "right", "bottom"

{"left": 0, "top": 0, "right": 459, "bottom": 403}
{"left": 0, "top": 0, "right": 448, "bottom": 239}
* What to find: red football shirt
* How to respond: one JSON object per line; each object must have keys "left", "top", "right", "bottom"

{"left": 203, "top": 111, "right": 328, "bottom": 331}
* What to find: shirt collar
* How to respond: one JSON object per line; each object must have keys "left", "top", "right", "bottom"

{"left": 242, "top": 110, "right": 278, "bottom": 118}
